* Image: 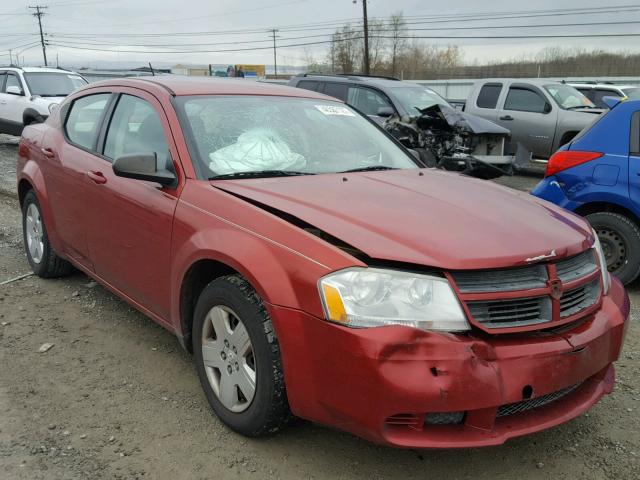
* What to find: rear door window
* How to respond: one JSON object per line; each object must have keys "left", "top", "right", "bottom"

{"left": 504, "top": 87, "right": 547, "bottom": 113}
{"left": 64, "top": 93, "right": 111, "bottom": 151}
{"left": 296, "top": 80, "right": 321, "bottom": 92}
{"left": 476, "top": 83, "right": 502, "bottom": 109}
{"left": 324, "top": 82, "right": 348, "bottom": 101}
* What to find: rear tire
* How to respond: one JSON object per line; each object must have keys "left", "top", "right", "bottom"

{"left": 192, "top": 275, "right": 291, "bottom": 437}
{"left": 586, "top": 211, "right": 640, "bottom": 285}
{"left": 21, "top": 190, "right": 73, "bottom": 278}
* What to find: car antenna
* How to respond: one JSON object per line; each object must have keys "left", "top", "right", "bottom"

{"left": 148, "top": 62, "right": 155, "bottom": 76}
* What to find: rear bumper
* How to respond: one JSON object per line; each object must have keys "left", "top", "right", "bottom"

{"left": 270, "top": 277, "right": 629, "bottom": 448}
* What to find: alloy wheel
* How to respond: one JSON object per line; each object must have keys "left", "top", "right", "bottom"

{"left": 25, "top": 203, "right": 44, "bottom": 264}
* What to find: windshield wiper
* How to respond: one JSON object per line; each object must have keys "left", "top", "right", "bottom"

{"left": 566, "top": 105, "right": 596, "bottom": 110}
{"left": 340, "top": 165, "right": 397, "bottom": 173}
{"left": 209, "top": 170, "right": 312, "bottom": 180}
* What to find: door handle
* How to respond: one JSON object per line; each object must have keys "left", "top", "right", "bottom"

{"left": 499, "top": 115, "right": 514, "bottom": 121}
{"left": 41, "top": 147, "right": 56, "bottom": 158}
{"left": 87, "top": 171, "right": 107, "bottom": 184}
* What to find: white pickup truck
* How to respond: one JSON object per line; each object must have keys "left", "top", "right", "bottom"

{"left": 463, "top": 78, "right": 604, "bottom": 160}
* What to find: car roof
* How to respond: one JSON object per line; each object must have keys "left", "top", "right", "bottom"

{"left": 473, "top": 78, "right": 570, "bottom": 86}
{"left": 569, "top": 83, "right": 636, "bottom": 89}
{"left": 293, "top": 74, "right": 411, "bottom": 89}
{"left": 0, "top": 66, "right": 80, "bottom": 74}
{"left": 84, "top": 76, "right": 339, "bottom": 100}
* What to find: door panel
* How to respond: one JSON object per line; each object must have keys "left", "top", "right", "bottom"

{"left": 84, "top": 92, "right": 180, "bottom": 321}
{"left": 41, "top": 93, "right": 112, "bottom": 266}
{"left": 496, "top": 86, "right": 557, "bottom": 157}
{"left": 629, "top": 112, "right": 640, "bottom": 207}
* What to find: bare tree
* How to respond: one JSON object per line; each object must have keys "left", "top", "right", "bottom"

{"left": 388, "top": 12, "right": 407, "bottom": 77}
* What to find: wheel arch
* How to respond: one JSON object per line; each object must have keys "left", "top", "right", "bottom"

{"left": 22, "top": 108, "right": 44, "bottom": 125}
{"left": 178, "top": 258, "right": 246, "bottom": 353}
{"left": 18, "top": 178, "right": 34, "bottom": 207}
{"left": 574, "top": 201, "right": 640, "bottom": 226}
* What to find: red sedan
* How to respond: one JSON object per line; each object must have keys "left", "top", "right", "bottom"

{"left": 16, "top": 76, "right": 629, "bottom": 448}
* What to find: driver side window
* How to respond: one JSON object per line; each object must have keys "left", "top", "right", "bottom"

{"left": 504, "top": 87, "right": 548, "bottom": 113}
{"left": 103, "top": 94, "right": 173, "bottom": 172}
{"left": 347, "top": 87, "right": 392, "bottom": 116}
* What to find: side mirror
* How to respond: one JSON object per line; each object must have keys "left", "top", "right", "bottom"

{"left": 376, "top": 106, "right": 395, "bottom": 118}
{"left": 113, "top": 153, "right": 176, "bottom": 187}
{"left": 6, "top": 85, "right": 23, "bottom": 96}
{"left": 543, "top": 103, "right": 552, "bottom": 114}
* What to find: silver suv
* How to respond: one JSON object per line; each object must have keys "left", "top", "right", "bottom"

{"left": 0, "top": 66, "right": 87, "bottom": 136}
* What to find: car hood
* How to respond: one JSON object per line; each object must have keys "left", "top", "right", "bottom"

{"left": 419, "top": 104, "right": 511, "bottom": 135}
{"left": 212, "top": 169, "right": 593, "bottom": 270}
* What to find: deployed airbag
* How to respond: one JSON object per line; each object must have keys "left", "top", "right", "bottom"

{"left": 209, "top": 128, "right": 306, "bottom": 174}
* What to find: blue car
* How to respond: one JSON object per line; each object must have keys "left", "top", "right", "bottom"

{"left": 532, "top": 98, "right": 640, "bottom": 284}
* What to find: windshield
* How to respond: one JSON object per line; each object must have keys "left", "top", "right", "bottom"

{"left": 23, "top": 72, "right": 87, "bottom": 97}
{"left": 622, "top": 87, "right": 640, "bottom": 100}
{"left": 176, "top": 96, "right": 418, "bottom": 178}
{"left": 388, "top": 86, "right": 450, "bottom": 114}
{"left": 544, "top": 84, "right": 595, "bottom": 109}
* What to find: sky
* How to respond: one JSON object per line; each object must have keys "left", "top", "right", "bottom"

{"left": 1, "top": 0, "right": 640, "bottom": 70}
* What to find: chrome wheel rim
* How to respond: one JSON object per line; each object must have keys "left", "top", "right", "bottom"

{"left": 25, "top": 203, "right": 44, "bottom": 264}
{"left": 201, "top": 306, "right": 256, "bottom": 413}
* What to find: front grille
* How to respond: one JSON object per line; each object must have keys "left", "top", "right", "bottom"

{"left": 451, "top": 264, "right": 546, "bottom": 293}
{"left": 560, "top": 279, "right": 600, "bottom": 317}
{"left": 497, "top": 383, "right": 581, "bottom": 418}
{"left": 467, "top": 296, "right": 551, "bottom": 328}
{"left": 451, "top": 248, "right": 600, "bottom": 331}
{"left": 556, "top": 250, "right": 597, "bottom": 282}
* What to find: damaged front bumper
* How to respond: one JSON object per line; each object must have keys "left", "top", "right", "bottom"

{"left": 269, "top": 277, "right": 629, "bottom": 448}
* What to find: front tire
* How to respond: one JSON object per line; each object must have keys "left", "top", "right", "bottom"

{"left": 586, "top": 211, "right": 640, "bottom": 285}
{"left": 22, "top": 190, "right": 73, "bottom": 278}
{"left": 193, "top": 275, "right": 290, "bottom": 436}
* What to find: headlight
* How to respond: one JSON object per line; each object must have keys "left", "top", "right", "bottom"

{"left": 318, "top": 267, "right": 470, "bottom": 332}
{"left": 48, "top": 103, "right": 58, "bottom": 114}
{"left": 592, "top": 228, "right": 610, "bottom": 295}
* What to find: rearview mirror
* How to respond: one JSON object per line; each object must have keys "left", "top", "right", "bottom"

{"left": 113, "top": 153, "right": 176, "bottom": 187}
{"left": 376, "top": 106, "right": 395, "bottom": 118}
{"left": 6, "top": 85, "right": 23, "bottom": 96}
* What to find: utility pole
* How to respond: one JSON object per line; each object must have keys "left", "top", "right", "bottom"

{"left": 8, "top": 49, "right": 12, "bottom": 66}
{"left": 270, "top": 29, "right": 279, "bottom": 78}
{"left": 29, "top": 5, "right": 48, "bottom": 66}
{"left": 353, "top": 0, "right": 370, "bottom": 74}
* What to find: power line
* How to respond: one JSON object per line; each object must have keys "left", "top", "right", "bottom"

{"left": 47, "top": 32, "right": 640, "bottom": 56}
{"left": 42, "top": 19, "right": 640, "bottom": 48}
{"left": 28, "top": 5, "right": 48, "bottom": 65}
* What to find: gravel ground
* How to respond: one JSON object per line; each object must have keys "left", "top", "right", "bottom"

{"left": 0, "top": 134, "right": 639, "bottom": 479}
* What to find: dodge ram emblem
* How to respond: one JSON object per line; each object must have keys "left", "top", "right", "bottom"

{"left": 549, "top": 279, "right": 563, "bottom": 300}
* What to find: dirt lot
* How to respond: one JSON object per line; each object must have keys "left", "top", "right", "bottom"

{"left": 0, "top": 135, "right": 639, "bottom": 479}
